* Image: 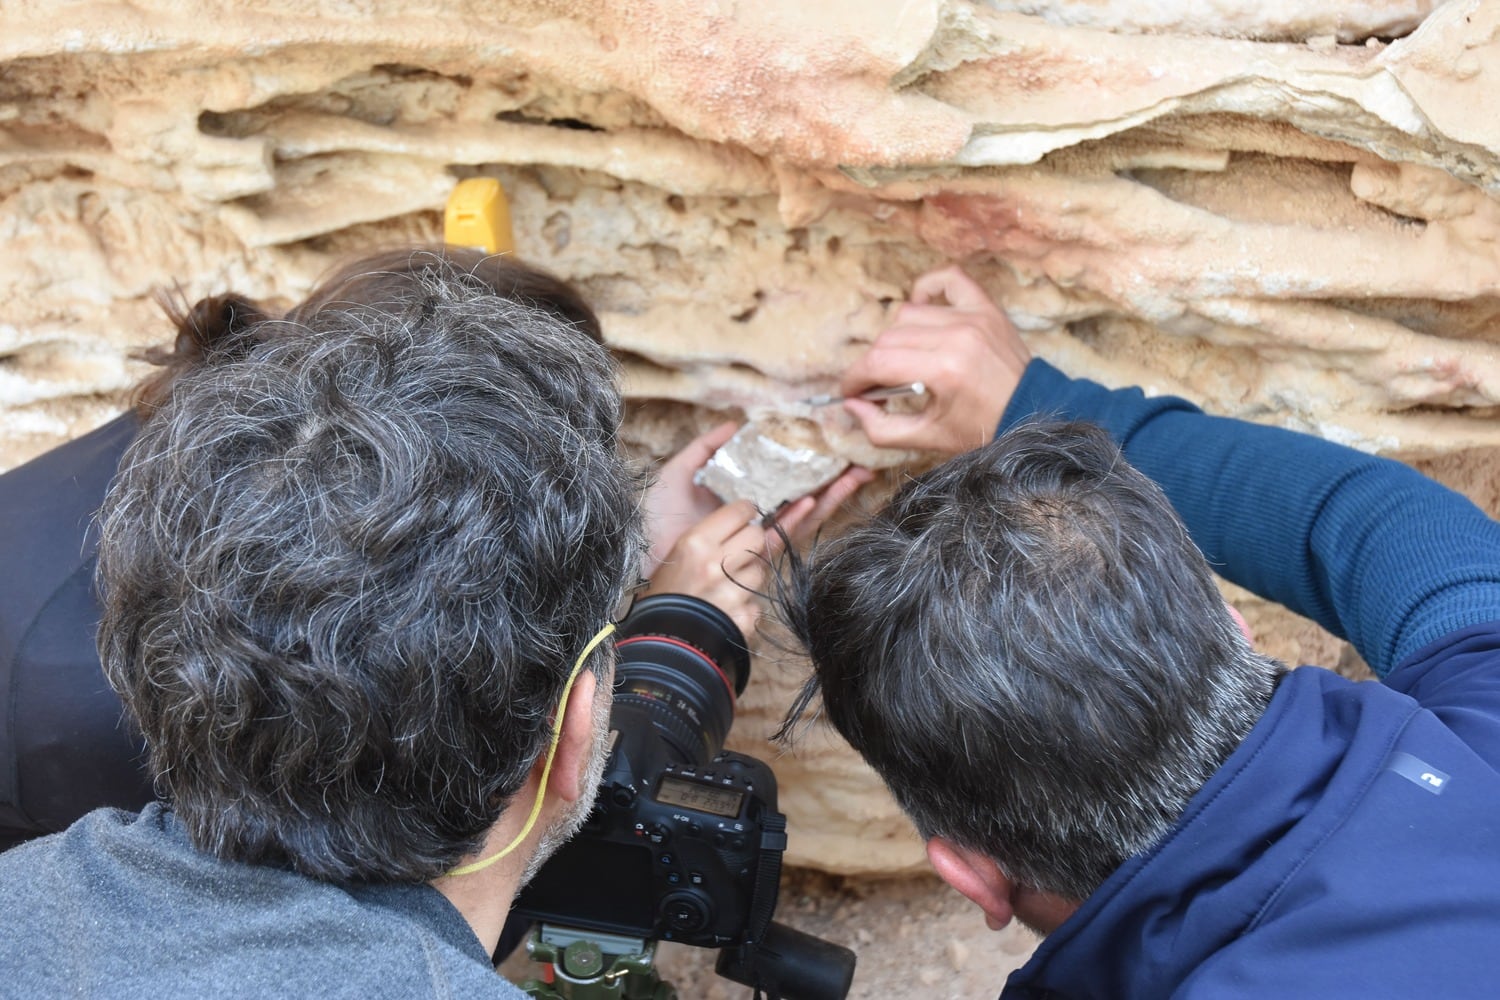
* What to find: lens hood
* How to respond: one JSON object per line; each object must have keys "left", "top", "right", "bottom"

{"left": 616, "top": 593, "right": 751, "bottom": 696}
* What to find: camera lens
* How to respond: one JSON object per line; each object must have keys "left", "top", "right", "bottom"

{"left": 612, "top": 594, "right": 750, "bottom": 765}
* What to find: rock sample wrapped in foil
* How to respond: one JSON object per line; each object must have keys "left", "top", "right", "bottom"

{"left": 693, "top": 415, "right": 850, "bottom": 514}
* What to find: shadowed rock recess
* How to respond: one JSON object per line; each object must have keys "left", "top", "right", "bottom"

{"left": 4, "top": 1, "right": 1499, "bottom": 878}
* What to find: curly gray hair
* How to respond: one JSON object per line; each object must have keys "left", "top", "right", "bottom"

{"left": 98, "top": 251, "right": 642, "bottom": 882}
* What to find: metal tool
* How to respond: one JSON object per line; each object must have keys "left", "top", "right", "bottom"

{"left": 800, "top": 381, "right": 926, "bottom": 407}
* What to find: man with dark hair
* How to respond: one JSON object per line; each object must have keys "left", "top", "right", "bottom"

{"left": 0, "top": 253, "right": 766, "bottom": 995}
{"left": 780, "top": 266, "right": 1500, "bottom": 995}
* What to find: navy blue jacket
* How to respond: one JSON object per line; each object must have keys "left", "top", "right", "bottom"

{"left": 0, "top": 413, "right": 152, "bottom": 848}
{"left": 998, "top": 361, "right": 1500, "bottom": 997}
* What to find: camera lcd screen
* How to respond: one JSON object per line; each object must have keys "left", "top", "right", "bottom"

{"left": 514, "top": 839, "right": 655, "bottom": 934}
{"left": 655, "top": 775, "right": 744, "bottom": 817}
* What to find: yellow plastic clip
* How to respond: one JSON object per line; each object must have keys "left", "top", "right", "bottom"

{"left": 444, "top": 177, "right": 515, "bottom": 255}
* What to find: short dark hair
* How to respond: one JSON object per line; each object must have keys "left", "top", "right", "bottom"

{"left": 99, "top": 251, "right": 641, "bottom": 882}
{"left": 777, "top": 421, "right": 1279, "bottom": 900}
{"left": 134, "top": 246, "right": 601, "bottom": 414}
{"left": 289, "top": 246, "right": 604, "bottom": 344}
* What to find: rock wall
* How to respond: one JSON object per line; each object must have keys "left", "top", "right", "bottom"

{"left": 4, "top": 0, "right": 1499, "bottom": 874}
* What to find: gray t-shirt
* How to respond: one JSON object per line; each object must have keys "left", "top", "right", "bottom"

{"left": 0, "top": 803, "right": 530, "bottom": 998}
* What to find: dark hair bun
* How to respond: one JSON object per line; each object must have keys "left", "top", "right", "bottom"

{"left": 134, "top": 291, "right": 272, "bottom": 414}
{"left": 177, "top": 293, "right": 269, "bottom": 360}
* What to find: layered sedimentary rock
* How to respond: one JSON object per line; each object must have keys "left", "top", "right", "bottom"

{"left": 3, "top": 0, "right": 1498, "bottom": 873}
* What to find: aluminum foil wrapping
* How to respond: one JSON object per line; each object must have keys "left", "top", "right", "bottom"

{"left": 693, "top": 421, "right": 850, "bottom": 513}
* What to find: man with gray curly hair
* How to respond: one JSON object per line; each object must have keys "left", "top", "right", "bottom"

{"left": 0, "top": 254, "right": 642, "bottom": 996}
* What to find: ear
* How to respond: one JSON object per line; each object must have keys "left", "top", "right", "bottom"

{"left": 927, "top": 837, "right": 1016, "bottom": 931}
{"left": 1226, "top": 602, "right": 1253, "bottom": 642}
{"left": 546, "top": 669, "right": 603, "bottom": 804}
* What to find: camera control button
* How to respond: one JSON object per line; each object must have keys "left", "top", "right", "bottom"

{"left": 611, "top": 787, "right": 636, "bottom": 807}
{"left": 658, "top": 852, "right": 674, "bottom": 866}
{"left": 689, "top": 872, "right": 705, "bottom": 886}
{"left": 662, "top": 891, "right": 712, "bottom": 933}
{"left": 666, "top": 872, "right": 681, "bottom": 885}
{"left": 646, "top": 823, "right": 671, "bottom": 845}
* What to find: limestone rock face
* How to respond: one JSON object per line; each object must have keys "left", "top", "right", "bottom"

{"left": 3, "top": 1, "right": 1499, "bottom": 873}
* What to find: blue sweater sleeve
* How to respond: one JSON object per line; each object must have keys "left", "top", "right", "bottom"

{"left": 999, "top": 360, "right": 1500, "bottom": 678}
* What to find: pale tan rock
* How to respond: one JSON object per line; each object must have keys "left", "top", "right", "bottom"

{"left": 3, "top": 0, "right": 1500, "bottom": 877}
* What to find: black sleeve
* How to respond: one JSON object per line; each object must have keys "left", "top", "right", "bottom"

{"left": 0, "top": 413, "right": 154, "bottom": 847}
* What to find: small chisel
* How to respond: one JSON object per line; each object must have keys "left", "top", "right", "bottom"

{"left": 801, "top": 381, "right": 926, "bottom": 407}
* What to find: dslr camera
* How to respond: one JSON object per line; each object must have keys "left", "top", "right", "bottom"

{"left": 515, "top": 594, "right": 855, "bottom": 1000}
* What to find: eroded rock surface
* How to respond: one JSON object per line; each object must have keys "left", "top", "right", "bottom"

{"left": 4, "top": 0, "right": 1499, "bottom": 874}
